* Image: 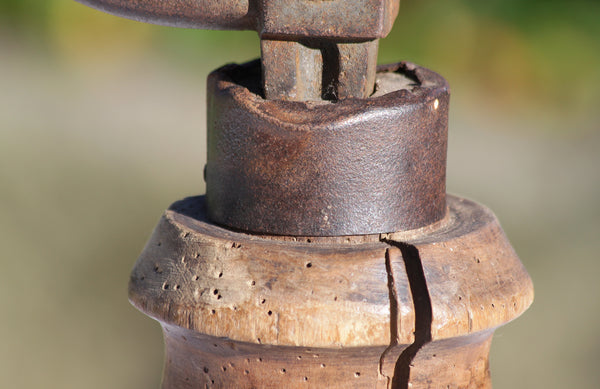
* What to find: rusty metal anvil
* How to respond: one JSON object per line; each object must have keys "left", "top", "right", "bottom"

{"left": 76, "top": 0, "right": 400, "bottom": 100}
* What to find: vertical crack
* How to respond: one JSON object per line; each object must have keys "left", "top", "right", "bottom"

{"left": 381, "top": 238, "right": 433, "bottom": 389}
{"left": 378, "top": 248, "right": 399, "bottom": 387}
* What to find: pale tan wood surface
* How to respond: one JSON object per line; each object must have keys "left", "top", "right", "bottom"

{"left": 129, "top": 195, "right": 533, "bottom": 388}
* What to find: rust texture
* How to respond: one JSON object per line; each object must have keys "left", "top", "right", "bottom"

{"left": 261, "top": 40, "right": 379, "bottom": 101}
{"left": 259, "top": 0, "right": 399, "bottom": 40}
{"left": 205, "top": 60, "right": 449, "bottom": 236}
{"left": 75, "top": 0, "right": 400, "bottom": 99}
{"left": 75, "top": 0, "right": 256, "bottom": 30}
{"left": 75, "top": 0, "right": 399, "bottom": 38}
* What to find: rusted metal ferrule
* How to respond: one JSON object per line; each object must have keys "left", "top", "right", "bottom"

{"left": 205, "top": 60, "right": 449, "bottom": 236}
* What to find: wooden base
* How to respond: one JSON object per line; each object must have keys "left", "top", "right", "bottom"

{"left": 160, "top": 325, "right": 493, "bottom": 389}
{"left": 129, "top": 195, "right": 532, "bottom": 388}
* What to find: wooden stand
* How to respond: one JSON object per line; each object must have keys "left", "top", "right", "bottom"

{"left": 129, "top": 196, "right": 533, "bottom": 388}
{"left": 72, "top": 1, "right": 533, "bottom": 385}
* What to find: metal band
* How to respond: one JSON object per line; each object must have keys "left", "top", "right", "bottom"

{"left": 205, "top": 60, "right": 449, "bottom": 236}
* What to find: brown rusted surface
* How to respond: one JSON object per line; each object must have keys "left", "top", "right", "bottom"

{"left": 260, "top": 40, "right": 324, "bottom": 101}
{"left": 256, "top": 0, "right": 396, "bottom": 99}
{"left": 75, "top": 0, "right": 399, "bottom": 39}
{"left": 261, "top": 39, "right": 379, "bottom": 101}
{"left": 205, "top": 60, "right": 448, "bottom": 236}
{"left": 128, "top": 195, "right": 533, "bottom": 388}
{"left": 337, "top": 40, "right": 379, "bottom": 100}
{"left": 76, "top": 0, "right": 399, "bottom": 100}
{"left": 75, "top": 0, "right": 256, "bottom": 30}
{"left": 262, "top": 38, "right": 380, "bottom": 100}
{"left": 259, "top": 0, "right": 399, "bottom": 40}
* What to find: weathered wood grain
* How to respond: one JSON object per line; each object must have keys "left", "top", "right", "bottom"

{"left": 129, "top": 195, "right": 533, "bottom": 388}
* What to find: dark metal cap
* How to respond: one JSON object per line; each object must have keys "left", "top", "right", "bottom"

{"left": 205, "top": 60, "right": 449, "bottom": 236}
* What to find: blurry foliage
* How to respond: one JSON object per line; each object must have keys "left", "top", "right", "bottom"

{"left": 46, "top": 0, "right": 154, "bottom": 65}
{"left": 381, "top": 0, "right": 600, "bottom": 118}
{"left": 1, "top": 0, "right": 598, "bottom": 124}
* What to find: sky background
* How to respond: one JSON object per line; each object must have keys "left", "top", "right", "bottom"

{"left": 1, "top": 0, "right": 599, "bottom": 388}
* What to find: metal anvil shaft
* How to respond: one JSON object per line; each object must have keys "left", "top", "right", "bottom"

{"left": 76, "top": 0, "right": 399, "bottom": 99}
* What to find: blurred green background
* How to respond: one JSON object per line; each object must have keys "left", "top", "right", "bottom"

{"left": 1, "top": 0, "right": 598, "bottom": 388}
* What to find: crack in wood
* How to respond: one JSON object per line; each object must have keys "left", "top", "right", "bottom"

{"left": 378, "top": 248, "right": 399, "bottom": 387}
{"left": 381, "top": 238, "right": 433, "bottom": 389}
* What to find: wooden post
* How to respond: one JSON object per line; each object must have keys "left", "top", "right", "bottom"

{"left": 129, "top": 196, "right": 532, "bottom": 388}
{"left": 75, "top": 2, "right": 533, "bottom": 387}
{"left": 125, "top": 61, "right": 533, "bottom": 388}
